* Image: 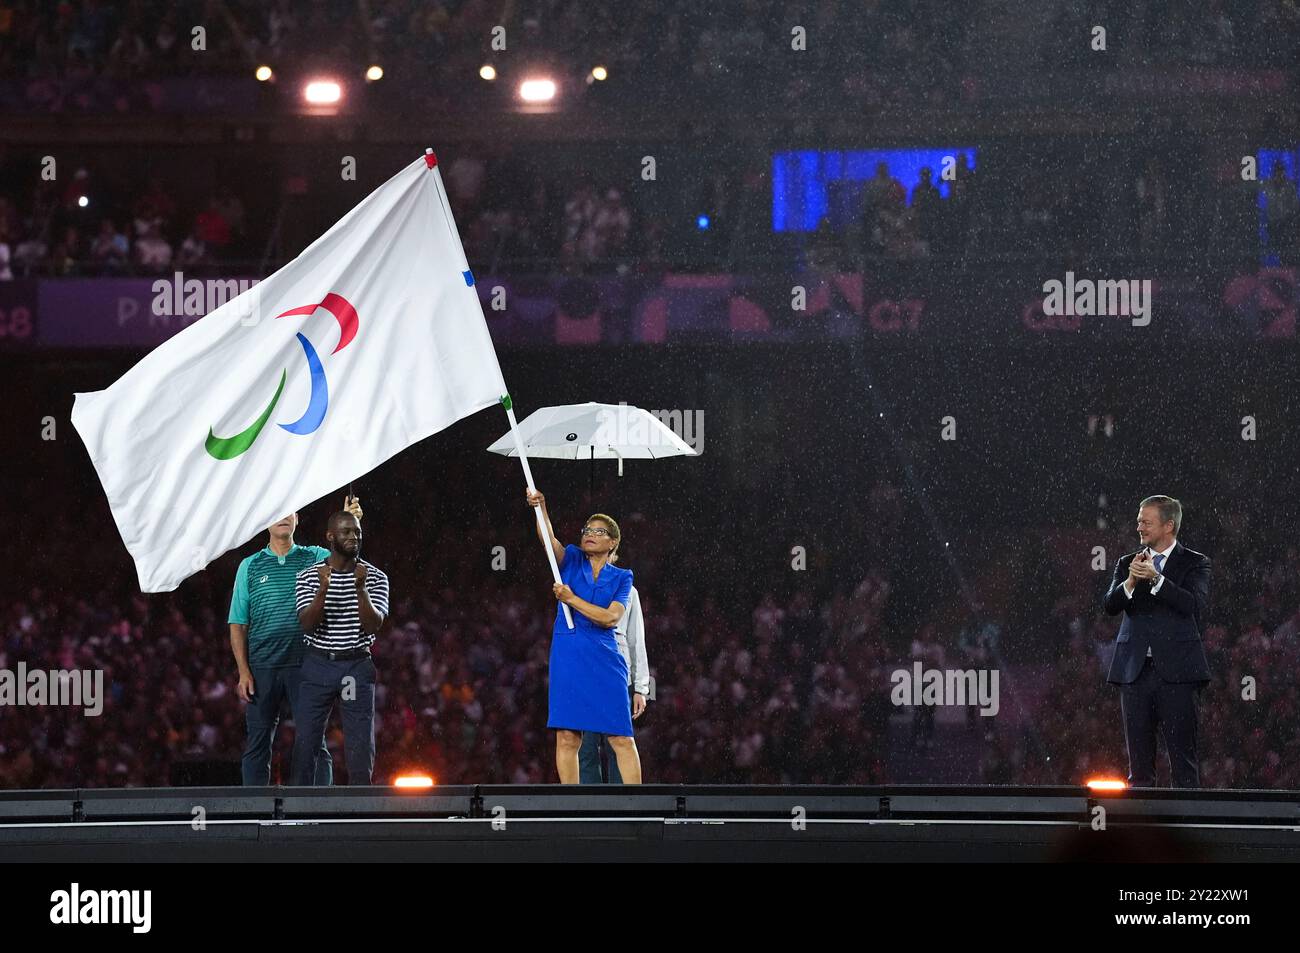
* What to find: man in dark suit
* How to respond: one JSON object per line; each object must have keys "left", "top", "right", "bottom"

{"left": 1103, "top": 495, "right": 1211, "bottom": 788}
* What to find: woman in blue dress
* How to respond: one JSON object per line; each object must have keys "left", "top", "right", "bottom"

{"left": 526, "top": 487, "right": 641, "bottom": 784}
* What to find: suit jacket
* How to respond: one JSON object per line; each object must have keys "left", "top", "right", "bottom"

{"left": 1103, "top": 541, "right": 1211, "bottom": 684}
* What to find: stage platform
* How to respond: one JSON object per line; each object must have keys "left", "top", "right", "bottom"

{"left": 1, "top": 784, "right": 1298, "bottom": 862}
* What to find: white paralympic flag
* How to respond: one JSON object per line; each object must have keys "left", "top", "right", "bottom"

{"left": 72, "top": 151, "right": 508, "bottom": 592}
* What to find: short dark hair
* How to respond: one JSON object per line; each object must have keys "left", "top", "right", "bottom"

{"left": 1139, "top": 495, "right": 1182, "bottom": 535}
{"left": 327, "top": 510, "right": 357, "bottom": 533}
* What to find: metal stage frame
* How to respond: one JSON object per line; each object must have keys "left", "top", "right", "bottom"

{"left": 2, "top": 785, "right": 1298, "bottom": 861}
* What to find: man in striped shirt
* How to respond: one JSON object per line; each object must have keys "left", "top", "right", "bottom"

{"left": 290, "top": 510, "right": 390, "bottom": 785}
{"left": 229, "top": 497, "right": 362, "bottom": 785}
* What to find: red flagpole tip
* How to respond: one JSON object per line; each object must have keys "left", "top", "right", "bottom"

{"left": 424, "top": 148, "right": 437, "bottom": 169}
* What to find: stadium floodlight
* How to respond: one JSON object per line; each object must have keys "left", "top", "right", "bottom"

{"left": 393, "top": 773, "right": 435, "bottom": 788}
{"left": 1085, "top": 778, "right": 1128, "bottom": 793}
{"left": 518, "top": 78, "right": 556, "bottom": 103}
{"left": 303, "top": 80, "right": 343, "bottom": 105}
{"left": 77, "top": 195, "right": 89, "bottom": 208}
{"left": 591, "top": 65, "right": 608, "bottom": 81}
{"left": 365, "top": 65, "right": 384, "bottom": 82}
{"left": 255, "top": 65, "right": 273, "bottom": 82}
{"left": 479, "top": 64, "right": 497, "bottom": 81}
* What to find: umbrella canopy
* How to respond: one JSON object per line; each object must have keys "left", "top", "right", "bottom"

{"left": 487, "top": 402, "right": 697, "bottom": 472}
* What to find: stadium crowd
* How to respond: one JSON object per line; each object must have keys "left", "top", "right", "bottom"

{"left": 2, "top": 478, "right": 1298, "bottom": 790}
{"left": 1, "top": 148, "right": 1295, "bottom": 280}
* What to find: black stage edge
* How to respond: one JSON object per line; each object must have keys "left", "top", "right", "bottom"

{"left": 1, "top": 784, "right": 1297, "bottom": 862}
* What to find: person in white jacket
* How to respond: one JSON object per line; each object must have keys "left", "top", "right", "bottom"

{"left": 578, "top": 585, "right": 649, "bottom": 783}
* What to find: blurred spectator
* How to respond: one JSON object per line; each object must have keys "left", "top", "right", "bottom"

{"left": 910, "top": 166, "right": 942, "bottom": 253}
{"left": 0, "top": 197, "right": 17, "bottom": 240}
{"left": 133, "top": 220, "right": 172, "bottom": 271}
{"left": 131, "top": 178, "right": 175, "bottom": 239}
{"left": 861, "top": 162, "right": 906, "bottom": 256}
{"left": 591, "top": 188, "right": 631, "bottom": 261}
{"left": 1262, "top": 162, "right": 1299, "bottom": 261}
{"left": 176, "top": 228, "right": 208, "bottom": 268}
{"left": 909, "top": 623, "right": 946, "bottom": 751}
{"left": 562, "top": 182, "right": 599, "bottom": 263}
{"left": 153, "top": 10, "right": 179, "bottom": 70}
{"left": 49, "top": 224, "right": 81, "bottom": 275}
{"left": 88, "top": 216, "right": 128, "bottom": 273}
{"left": 12, "top": 231, "right": 48, "bottom": 275}
{"left": 194, "top": 198, "right": 231, "bottom": 252}
{"left": 212, "top": 187, "right": 245, "bottom": 247}
{"left": 106, "top": 23, "right": 147, "bottom": 77}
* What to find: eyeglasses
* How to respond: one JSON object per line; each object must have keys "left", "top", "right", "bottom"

{"left": 580, "top": 526, "right": 611, "bottom": 537}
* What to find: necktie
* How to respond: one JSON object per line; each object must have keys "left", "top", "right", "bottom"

{"left": 1146, "top": 552, "right": 1165, "bottom": 660}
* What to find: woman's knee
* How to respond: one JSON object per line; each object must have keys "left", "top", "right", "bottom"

{"left": 555, "top": 730, "right": 583, "bottom": 751}
{"left": 606, "top": 735, "right": 636, "bottom": 753}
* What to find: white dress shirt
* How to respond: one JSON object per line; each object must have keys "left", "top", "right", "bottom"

{"left": 1122, "top": 538, "right": 1175, "bottom": 657}
{"left": 614, "top": 585, "right": 650, "bottom": 696}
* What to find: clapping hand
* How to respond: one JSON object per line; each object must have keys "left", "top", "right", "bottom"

{"left": 1130, "top": 551, "right": 1157, "bottom": 582}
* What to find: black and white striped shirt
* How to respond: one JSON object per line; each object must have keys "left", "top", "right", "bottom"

{"left": 294, "top": 559, "right": 390, "bottom": 651}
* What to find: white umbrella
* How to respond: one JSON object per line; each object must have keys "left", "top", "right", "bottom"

{"left": 487, "top": 401, "right": 697, "bottom": 475}
{"left": 492, "top": 401, "right": 695, "bottom": 633}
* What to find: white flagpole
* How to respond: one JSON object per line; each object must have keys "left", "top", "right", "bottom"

{"left": 422, "top": 146, "right": 574, "bottom": 629}
{"left": 502, "top": 394, "right": 574, "bottom": 629}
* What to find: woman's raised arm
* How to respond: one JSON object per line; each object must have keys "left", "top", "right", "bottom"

{"left": 525, "top": 487, "right": 565, "bottom": 566}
